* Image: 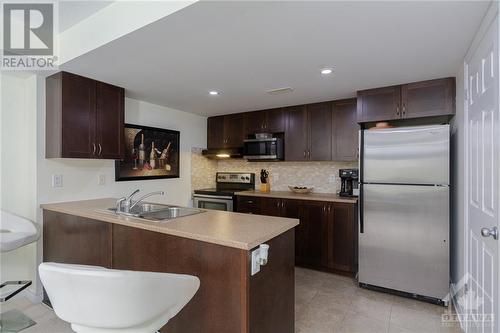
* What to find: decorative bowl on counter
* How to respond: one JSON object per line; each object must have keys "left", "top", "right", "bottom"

{"left": 288, "top": 186, "right": 314, "bottom": 194}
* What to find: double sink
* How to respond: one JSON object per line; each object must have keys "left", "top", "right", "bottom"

{"left": 108, "top": 203, "right": 203, "bottom": 221}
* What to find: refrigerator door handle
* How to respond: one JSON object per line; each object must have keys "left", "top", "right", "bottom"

{"left": 359, "top": 129, "right": 364, "bottom": 234}
{"left": 359, "top": 183, "right": 364, "bottom": 233}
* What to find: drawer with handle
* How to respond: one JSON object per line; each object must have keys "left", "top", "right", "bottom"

{"left": 236, "top": 196, "right": 261, "bottom": 214}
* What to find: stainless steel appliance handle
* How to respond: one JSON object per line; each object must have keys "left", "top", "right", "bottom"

{"left": 244, "top": 138, "right": 278, "bottom": 142}
{"left": 192, "top": 194, "right": 234, "bottom": 200}
{"left": 359, "top": 183, "right": 364, "bottom": 233}
{"left": 243, "top": 155, "right": 278, "bottom": 160}
{"left": 359, "top": 129, "right": 364, "bottom": 234}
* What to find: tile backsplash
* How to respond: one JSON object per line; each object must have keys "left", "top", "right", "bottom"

{"left": 191, "top": 148, "right": 357, "bottom": 194}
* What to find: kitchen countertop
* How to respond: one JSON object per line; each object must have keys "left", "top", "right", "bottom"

{"left": 235, "top": 190, "right": 358, "bottom": 204}
{"left": 41, "top": 198, "right": 299, "bottom": 250}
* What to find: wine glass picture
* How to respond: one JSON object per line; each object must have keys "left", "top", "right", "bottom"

{"left": 115, "top": 124, "right": 180, "bottom": 181}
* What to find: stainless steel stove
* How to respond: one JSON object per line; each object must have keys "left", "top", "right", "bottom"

{"left": 193, "top": 172, "right": 255, "bottom": 211}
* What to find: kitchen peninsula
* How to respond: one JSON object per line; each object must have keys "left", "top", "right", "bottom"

{"left": 41, "top": 198, "right": 298, "bottom": 333}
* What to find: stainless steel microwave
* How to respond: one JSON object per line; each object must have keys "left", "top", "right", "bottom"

{"left": 243, "top": 138, "right": 284, "bottom": 161}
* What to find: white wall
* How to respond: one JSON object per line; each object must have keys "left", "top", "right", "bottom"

{"left": 0, "top": 73, "right": 38, "bottom": 297}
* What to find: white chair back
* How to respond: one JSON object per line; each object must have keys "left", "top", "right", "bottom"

{"left": 39, "top": 262, "right": 200, "bottom": 330}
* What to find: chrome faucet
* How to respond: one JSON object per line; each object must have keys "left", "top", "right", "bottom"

{"left": 116, "top": 189, "right": 164, "bottom": 214}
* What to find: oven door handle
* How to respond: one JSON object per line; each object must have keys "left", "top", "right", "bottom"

{"left": 192, "top": 194, "right": 234, "bottom": 200}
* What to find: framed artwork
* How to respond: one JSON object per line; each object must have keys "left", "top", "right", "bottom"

{"left": 115, "top": 124, "right": 180, "bottom": 181}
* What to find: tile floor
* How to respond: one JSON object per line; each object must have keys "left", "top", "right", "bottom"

{"left": 1, "top": 268, "right": 462, "bottom": 333}
{"left": 295, "top": 267, "right": 462, "bottom": 333}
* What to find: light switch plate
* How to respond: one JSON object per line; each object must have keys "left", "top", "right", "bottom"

{"left": 98, "top": 174, "right": 106, "bottom": 186}
{"left": 51, "top": 174, "right": 63, "bottom": 188}
{"left": 251, "top": 248, "right": 261, "bottom": 276}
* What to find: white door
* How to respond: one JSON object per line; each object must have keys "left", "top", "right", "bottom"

{"left": 465, "top": 12, "right": 499, "bottom": 333}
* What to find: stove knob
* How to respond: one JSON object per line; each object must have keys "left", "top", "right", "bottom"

{"left": 241, "top": 176, "right": 245, "bottom": 180}
{"left": 246, "top": 176, "right": 250, "bottom": 180}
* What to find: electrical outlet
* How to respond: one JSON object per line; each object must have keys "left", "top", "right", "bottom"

{"left": 273, "top": 173, "right": 279, "bottom": 182}
{"left": 98, "top": 174, "right": 106, "bottom": 186}
{"left": 251, "top": 248, "right": 261, "bottom": 276}
{"left": 51, "top": 174, "right": 63, "bottom": 188}
{"left": 328, "top": 174, "right": 336, "bottom": 183}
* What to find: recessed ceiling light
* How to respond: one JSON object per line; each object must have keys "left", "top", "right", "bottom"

{"left": 321, "top": 68, "right": 333, "bottom": 75}
{"left": 209, "top": 90, "right": 219, "bottom": 96}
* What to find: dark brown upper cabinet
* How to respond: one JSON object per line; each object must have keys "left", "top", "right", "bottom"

{"left": 332, "top": 99, "right": 359, "bottom": 162}
{"left": 244, "top": 110, "right": 267, "bottom": 135}
{"left": 308, "top": 102, "right": 332, "bottom": 161}
{"left": 207, "top": 116, "right": 225, "bottom": 149}
{"left": 46, "top": 71, "right": 124, "bottom": 159}
{"left": 402, "top": 78, "right": 455, "bottom": 118}
{"left": 357, "top": 77, "right": 455, "bottom": 123}
{"left": 285, "top": 102, "right": 338, "bottom": 162}
{"left": 207, "top": 113, "right": 245, "bottom": 149}
{"left": 284, "top": 105, "right": 309, "bottom": 161}
{"left": 96, "top": 81, "right": 124, "bottom": 159}
{"left": 357, "top": 85, "right": 401, "bottom": 123}
{"left": 244, "top": 108, "right": 285, "bottom": 136}
{"left": 224, "top": 113, "right": 245, "bottom": 148}
{"left": 265, "top": 108, "right": 285, "bottom": 133}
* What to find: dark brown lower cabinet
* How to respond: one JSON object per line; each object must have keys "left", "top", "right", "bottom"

{"left": 294, "top": 200, "right": 325, "bottom": 268}
{"left": 42, "top": 211, "right": 295, "bottom": 333}
{"left": 236, "top": 196, "right": 358, "bottom": 276}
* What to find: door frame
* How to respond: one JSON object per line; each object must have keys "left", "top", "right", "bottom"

{"left": 463, "top": 2, "right": 499, "bottom": 331}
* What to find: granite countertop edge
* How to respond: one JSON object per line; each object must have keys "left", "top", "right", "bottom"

{"left": 234, "top": 190, "right": 358, "bottom": 204}
{"left": 40, "top": 198, "right": 299, "bottom": 251}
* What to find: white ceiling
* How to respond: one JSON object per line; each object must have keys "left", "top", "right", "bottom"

{"left": 59, "top": 1, "right": 113, "bottom": 32}
{"left": 62, "top": 1, "right": 490, "bottom": 116}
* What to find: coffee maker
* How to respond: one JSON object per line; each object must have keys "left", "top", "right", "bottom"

{"left": 339, "top": 169, "right": 359, "bottom": 197}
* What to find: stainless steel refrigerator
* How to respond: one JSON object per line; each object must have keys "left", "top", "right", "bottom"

{"left": 358, "top": 124, "right": 450, "bottom": 303}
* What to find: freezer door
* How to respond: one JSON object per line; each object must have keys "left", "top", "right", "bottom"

{"left": 359, "top": 184, "right": 449, "bottom": 300}
{"left": 363, "top": 125, "right": 449, "bottom": 185}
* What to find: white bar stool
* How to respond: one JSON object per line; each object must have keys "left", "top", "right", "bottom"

{"left": 0, "top": 210, "right": 40, "bottom": 332}
{"left": 39, "top": 263, "right": 200, "bottom": 333}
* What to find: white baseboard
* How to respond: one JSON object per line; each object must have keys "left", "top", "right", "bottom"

{"left": 450, "top": 283, "right": 466, "bottom": 332}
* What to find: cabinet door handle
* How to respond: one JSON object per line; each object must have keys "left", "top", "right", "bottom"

{"left": 402, "top": 103, "right": 406, "bottom": 116}
{"left": 281, "top": 201, "right": 285, "bottom": 208}
{"left": 323, "top": 205, "right": 326, "bottom": 212}
{"left": 276, "top": 201, "right": 280, "bottom": 208}
{"left": 98, "top": 144, "right": 102, "bottom": 156}
{"left": 247, "top": 201, "right": 254, "bottom": 204}
{"left": 328, "top": 205, "right": 331, "bottom": 212}
{"left": 92, "top": 143, "right": 96, "bottom": 155}
{"left": 308, "top": 150, "right": 311, "bottom": 157}
{"left": 303, "top": 150, "right": 306, "bottom": 158}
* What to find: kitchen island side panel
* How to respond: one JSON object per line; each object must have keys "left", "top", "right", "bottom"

{"left": 112, "top": 223, "right": 247, "bottom": 333}
{"left": 42, "top": 211, "right": 295, "bottom": 333}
